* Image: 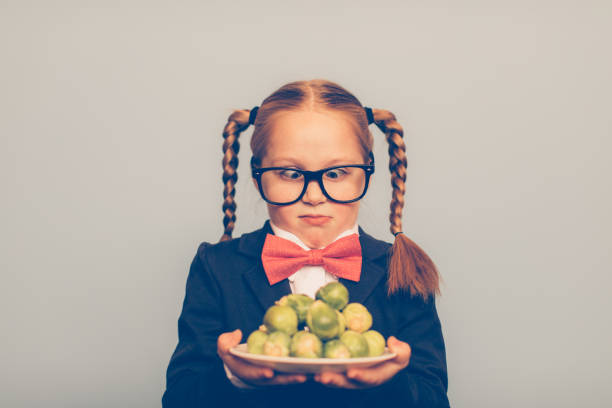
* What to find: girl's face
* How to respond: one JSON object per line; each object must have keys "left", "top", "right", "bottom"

{"left": 256, "top": 109, "right": 367, "bottom": 249}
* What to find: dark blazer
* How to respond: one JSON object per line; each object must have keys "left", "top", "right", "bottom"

{"left": 162, "top": 220, "right": 450, "bottom": 408}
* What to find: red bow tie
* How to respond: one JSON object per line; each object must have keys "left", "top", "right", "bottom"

{"left": 261, "top": 233, "right": 362, "bottom": 285}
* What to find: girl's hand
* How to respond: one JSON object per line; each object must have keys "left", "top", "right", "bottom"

{"left": 217, "top": 329, "right": 307, "bottom": 386}
{"left": 314, "top": 336, "right": 411, "bottom": 389}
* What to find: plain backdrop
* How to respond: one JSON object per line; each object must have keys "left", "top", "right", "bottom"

{"left": 1, "top": 1, "right": 611, "bottom": 407}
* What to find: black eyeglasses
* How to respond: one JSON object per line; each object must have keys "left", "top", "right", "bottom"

{"left": 250, "top": 154, "right": 375, "bottom": 206}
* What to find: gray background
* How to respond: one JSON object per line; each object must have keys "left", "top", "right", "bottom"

{"left": 1, "top": 1, "right": 611, "bottom": 407}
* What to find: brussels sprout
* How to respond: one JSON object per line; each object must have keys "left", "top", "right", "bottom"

{"left": 336, "top": 310, "right": 346, "bottom": 335}
{"left": 363, "top": 330, "right": 386, "bottom": 357}
{"left": 263, "top": 331, "right": 291, "bottom": 357}
{"left": 306, "top": 300, "right": 341, "bottom": 340}
{"left": 315, "top": 282, "right": 349, "bottom": 310}
{"left": 340, "top": 330, "right": 369, "bottom": 358}
{"left": 323, "top": 339, "right": 351, "bottom": 359}
{"left": 290, "top": 330, "right": 323, "bottom": 358}
{"left": 246, "top": 330, "right": 268, "bottom": 354}
{"left": 263, "top": 305, "right": 298, "bottom": 336}
{"left": 277, "top": 294, "right": 314, "bottom": 324}
{"left": 342, "top": 303, "right": 372, "bottom": 333}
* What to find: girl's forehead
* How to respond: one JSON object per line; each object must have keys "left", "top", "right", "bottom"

{"left": 263, "top": 140, "right": 366, "bottom": 169}
{"left": 259, "top": 109, "right": 369, "bottom": 167}
{"left": 267, "top": 110, "right": 359, "bottom": 144}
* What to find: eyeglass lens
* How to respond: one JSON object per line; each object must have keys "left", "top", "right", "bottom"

{"left": 260, "top": 167, "right": 367, "bottom": 204}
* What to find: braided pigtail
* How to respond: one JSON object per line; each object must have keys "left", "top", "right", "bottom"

{"left": 370, "top": 108, "right": 441, "bottom": 299}
{"left": 219, "top": 108, "right": 253, "bottom": 242}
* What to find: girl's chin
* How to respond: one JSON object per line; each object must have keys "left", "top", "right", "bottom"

{"left": 296, "top": 229, "right": 337, "bottom": 249}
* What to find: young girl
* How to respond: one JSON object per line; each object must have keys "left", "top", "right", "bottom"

{"left": 162, "top": 79, "right": 449, "bottom": 407}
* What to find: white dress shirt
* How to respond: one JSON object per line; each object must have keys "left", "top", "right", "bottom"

{"left": 224, "top": 221, "right": 359, "bottom": 388}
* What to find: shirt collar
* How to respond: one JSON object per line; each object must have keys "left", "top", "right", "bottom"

{"left": 269, "top": 220, "right": 359, "bottom": 251}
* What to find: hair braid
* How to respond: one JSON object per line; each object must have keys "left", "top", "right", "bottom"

{"left": 220, "top": 109, "right": 251, "bottom": 242}
{"left": 371, "top": 108, "right": 441, "bottom": 299}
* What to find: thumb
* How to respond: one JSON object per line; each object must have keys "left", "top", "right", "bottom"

{"left": 217, "top": 329, "right": 243, "bottom": 355}
{"left": 387, "top": 336, "right": 411, "bottom": 366}
{"left": 232, "top": 328, "right": 243, "bottom": 343}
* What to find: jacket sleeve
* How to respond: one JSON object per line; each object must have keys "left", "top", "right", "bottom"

{"left": 356, "top": 295, "right": 449, "bottom": 408}
{"left": 364, "top": 293, "right": 450, "bottom": 408}
{"left": 162, "top": 243, "right": 243, "bottom": 407}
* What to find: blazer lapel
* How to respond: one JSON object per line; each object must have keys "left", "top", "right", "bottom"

{"left": 242, "top": 263, "right": 292, "bottom": 311}
{"left": 237, "top": 221, "right": 390, "bottom": 309}
{"left": 238, "top": 220, "right": 291, "bottom": 310}
{"left": 340, "top": 226, "right": 390, "bottom": 304}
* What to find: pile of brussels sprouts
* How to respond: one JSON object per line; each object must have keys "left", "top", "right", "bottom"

{"left": 246, "top": 282, "right": 386, "bottom": 358}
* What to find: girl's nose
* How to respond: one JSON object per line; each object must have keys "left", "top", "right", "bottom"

{"left": 302, "top": 179, "right": 326, "bottom": 205}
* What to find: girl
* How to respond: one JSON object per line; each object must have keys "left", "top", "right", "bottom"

{"left": 162, "top": 79, "right": 449, "bottom": 407}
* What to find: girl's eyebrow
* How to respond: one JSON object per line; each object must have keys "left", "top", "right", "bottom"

{"left": 265, "top": 158, "right": 304, "bottom": 167}
{"left": 324, "top": 158, "right": 367, "bottom": 166}
{"left": 267, "top": 157, "right": 365, "bottom": 168}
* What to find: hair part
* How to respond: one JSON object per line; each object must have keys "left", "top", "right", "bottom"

{"left": 250, "top": 80, "right": 373, "bottom": 165}
{"left": 218, "top": 79, "right": 441, "bottom": 299}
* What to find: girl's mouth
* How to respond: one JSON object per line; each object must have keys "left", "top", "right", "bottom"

{"left": 299, "top": 215, "right": 332, "bottom": 226}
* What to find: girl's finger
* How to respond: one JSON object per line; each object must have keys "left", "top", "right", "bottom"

{"left": 314, "top": 372, "right": 359, "bottom": 389}
{"left": 346, "top": 357, "right": 409, "bottom": 385}
{"left": 263, "top": 374, "right": 307, "bottom": 385}
{"left": 217, "top": 331, "right": 276, "bottom": 381}
{"left": 217, "top": 329, "right": 242, "bottom": 356}
{"left": 387, "top": 336, "right": 412, "bottom": 367}
{"left": 346, "top": 367, "right": 383, "bottom": 385}
{"left": 224, "top": 354, "right": 274, "bottom": 380}
{"left": 346, "top": 365, "right": 393, "bottom": 386}
{"left": 340, "top": 338, "right": 411, "bottom": 385}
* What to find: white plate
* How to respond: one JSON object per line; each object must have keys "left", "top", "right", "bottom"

{"left": 229, "top": 343, "right": 396, "bottom": 373}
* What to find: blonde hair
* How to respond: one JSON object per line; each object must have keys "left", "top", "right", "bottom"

{"left": 219, "top": 79, "right": 440, "bottom": 299}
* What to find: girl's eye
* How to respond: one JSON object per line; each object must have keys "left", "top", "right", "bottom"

{"left": 324, "top": 168, "right": 349, "bottom": 180}
{"left": 278, "top": 169, "right": 303, "bottom": 180}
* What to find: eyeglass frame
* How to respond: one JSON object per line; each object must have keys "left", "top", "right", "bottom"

{"left": 250, "top": 152, "right": 375, "bottom": 206}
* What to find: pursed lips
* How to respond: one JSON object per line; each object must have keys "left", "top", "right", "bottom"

{"left": 299, "top": 214, "right": 332, "bottom": 225}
